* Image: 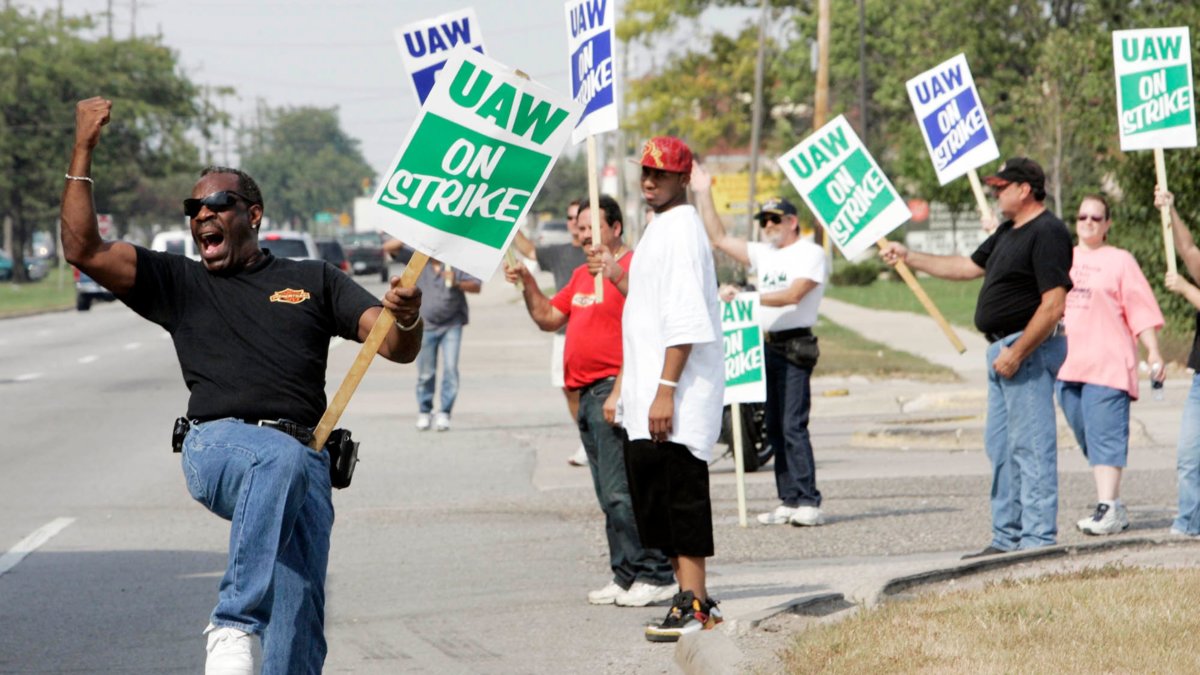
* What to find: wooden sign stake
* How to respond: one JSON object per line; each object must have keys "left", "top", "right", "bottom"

{"left": 878, "top": 238, "right": 966, "bottom": 354}
{"left": 1155, "top": 148, "right": 1178, "bottom": 276}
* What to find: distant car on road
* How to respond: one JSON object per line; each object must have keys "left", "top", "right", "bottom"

{"left": 534, "top": 220, "right": 572, "bottom": 247}
{"left": 0, "top": 250, "right": 48, "bottom": 282}
{"left": 316, "top": 238, "right": 351, "bottom": 274}
{"left": 74, "top": 267, "right": 116, "bottom": 311}
{"left": 339, "top": 232, "right": 388, "bottom": 280}
{"left": 258, "top": 230, "right": 319, "bottom": 261}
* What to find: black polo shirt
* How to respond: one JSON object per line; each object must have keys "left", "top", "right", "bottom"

{"left": 970, "top": 210, "right": 1073, "bottom": 338}
{"left": 120, "top": 247, "right": 379, "bottom": 427}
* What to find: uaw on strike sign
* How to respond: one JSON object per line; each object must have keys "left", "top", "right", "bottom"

{"left": 565, "top": 0, "right": 618, "bottom": 144}
{"left": 722, "top": 293, "right": 766, "bottom": 406}
{"left": 905, "top": 53, "right": 999, "bottom": 185}
{"left": 778, "top": 116, "right": 911, "bottom": 260}
{"left": 370, "top": 48, "right": 581, "bottom": 279}
{"left": 395, "top": 8, "right": 487, "bottom": 105}
{"left": 1112, "top": 27, "right": 1196, "bottom": 151}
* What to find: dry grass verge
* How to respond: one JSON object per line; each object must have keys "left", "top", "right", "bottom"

{"left": 780, "top": 564, "right": 1200, "bottom": 674}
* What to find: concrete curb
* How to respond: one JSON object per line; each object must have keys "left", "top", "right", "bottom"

{"left": 677, "top": 536, "right": 1200, "bottom": 674}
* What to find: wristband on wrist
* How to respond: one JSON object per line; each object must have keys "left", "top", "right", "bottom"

{"left": 658, "top": 379, "right": 678, "bottom": 388}
{"left": 65, "top": 173, "right": 94, "bottom": 184}
{"left": 395, "top": 315, "right": 423, "bottom": 332}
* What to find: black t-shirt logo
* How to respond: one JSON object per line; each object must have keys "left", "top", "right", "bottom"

{"left": 270, "top": 288, "right": 311, "bottom": 304}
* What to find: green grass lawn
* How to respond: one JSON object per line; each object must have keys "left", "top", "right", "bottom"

{"left": 825, "top": 276, "right": 983, "bottom": 330}
{"left": 0, "top": 267, "right": 75, "bottom": 318}
{"left": 815, "top": 317, "right": 957, "bottom": 381}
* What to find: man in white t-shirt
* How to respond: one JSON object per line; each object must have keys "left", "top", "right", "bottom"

{"left": 692, "top": 168, "right": 828, "bottom": 528}
{"left": 596, "top": 136, "right": 724, "bottom": 643}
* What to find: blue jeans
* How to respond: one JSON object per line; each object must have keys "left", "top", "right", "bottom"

{"left": 984, "top": 333, "right": 1066, "bottom": 551}
{"left": 764, "top": 346, "right": 820, "bottom": 507}
{"left": 577, "top": 378, "right": 674, "bottom": 588}
{"left": 182, "top": 419, "right": 334, "bottom": 675}
{"left": 1173, "top": 374, "right": 1200, "bottom": 534}
{"left": 416, "top": 324, "right": 463, "bottom": 414}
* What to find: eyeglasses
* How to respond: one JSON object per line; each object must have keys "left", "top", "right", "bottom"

{"left": 1076, "top": 214, "right": 1105, "bottom": 223}
{"left": 989, "top": 182, "right": 1012, "bottom": 198}
{"left": 183, "top": 190, "right": 255, "bottom": 218}
{"left": 758, "top": 214, "right": 782, "bottom": 226}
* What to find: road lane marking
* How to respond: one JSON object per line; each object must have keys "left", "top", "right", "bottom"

{"left": 14, "top": 372, "right": 42, "bottom": 382}
{"left": 0, "top": 517, "right": 76, "bottom": 578}
{"left": 78, "top": 355, "right": 99, "bottom": 364}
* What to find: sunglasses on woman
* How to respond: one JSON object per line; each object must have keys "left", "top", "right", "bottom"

{"left": 183, "top": 191, "right": 255, "bottom": 218}
{"left": 1076, "top": 214, "right": 1105, "bottom": 223}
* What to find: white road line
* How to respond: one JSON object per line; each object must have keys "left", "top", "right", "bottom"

{"left": 0, "top": 517, "right": 76, "bottom": 578}
{"left": 123, "top": 342, "right": 141, "bottom": 351}
{"left": 14, "top": 372, "right": 42, "bottom": 382}
{"left": 78, "top": 355, "right": 99, "bottom": 364}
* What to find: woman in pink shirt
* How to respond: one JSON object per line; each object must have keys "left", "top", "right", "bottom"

{"left": 1057, "top": 195, "right": 1165, "bottom": 536}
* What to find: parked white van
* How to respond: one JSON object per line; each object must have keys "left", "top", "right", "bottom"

{"left": 151, "top": 230, "right": 199, "bottom": 260}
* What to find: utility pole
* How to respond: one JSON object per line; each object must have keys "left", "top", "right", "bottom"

{"left": 746, "top": 0, "right": 768, "bottom": 243}
{"left": 131, "top": 0, "right": 137, "bottom": 38}
{"left": 814, "top": 0, "right": 831, "bottom": 252}
{"left": 857, "top": 0, "right": 868, "bottom": 144}
{"left": 106, "top": 0, "right": 113, "bottom": 39}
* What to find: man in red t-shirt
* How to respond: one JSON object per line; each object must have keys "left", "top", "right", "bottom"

{"left": 504, "top": 195, "right": 677, "bottom": 608}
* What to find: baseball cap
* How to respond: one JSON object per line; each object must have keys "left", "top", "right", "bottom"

{"left": 636, "top": 136, "right": 693, "bottom": 174}
{"left": 754, "top": 198, "right": 798, "bottom": 221}
{"left": 983, "top": 157, "right": 1045, "bottom": 191}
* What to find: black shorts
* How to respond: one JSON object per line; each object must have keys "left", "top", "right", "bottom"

{"left": 624, "top": 438, "right": 714, "bottom": 558}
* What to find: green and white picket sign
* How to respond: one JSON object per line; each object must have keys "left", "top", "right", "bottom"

{"left": 721, "top": 291, "right": 765, "bottom": 528}
{"left": 777, "top": 115, "right": 912, "bottom": 260}
{"left": 1112, "top": 27, "right": 1196, "bottom": 152}
{"left": 722, "top": 292, "right": 766, "bottom": 405}
{"left": 370, "top": 47, "right": 581, "bottom": 280}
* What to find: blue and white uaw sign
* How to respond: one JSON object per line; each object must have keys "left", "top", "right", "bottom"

{"left": 905, "top": 53, "right": 999, "bottom": 185}
{"left": 395, "top": 8, "right": 487, "bottom": 105}
{"left": 722, "top": 293, "right": 766, "bottom": 406}
{"left": 565, "top": 0, "right": 618, "bottom": 144}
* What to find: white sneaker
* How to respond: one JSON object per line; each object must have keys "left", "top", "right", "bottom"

{"left": 616, "top": 581, "right": 679, "bottom": 607}
{"left": 757, "top": 504, "right": 799, "bottom": 525}
{"left": 587, "top": 581, "right": 625, "bottom": 605}
{"left": 790, "top": 506, "right": 825, "bottom": 527}
{"left": 204, "top": 623, "right": 255, "bottom": 675}
{"left": 434, "top": 412, "right": 451, "bottom": 431}
{"left": 568, "top": 444, "right": 588, "bottom": 467}
{"left": 1077, "top": 503, "right": 1128, "bottom": 535}
{"left": 415, "top": 413, "right": 431, "bottom": 431}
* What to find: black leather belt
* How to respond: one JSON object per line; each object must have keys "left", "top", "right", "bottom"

{"left": 765, "top": 327, "right": 813, "bottom": 343}
{"left": 251, "top": 419, "right": 315, "bottom": 445}
{"left": 985, "top": 323, "right": 1066, "bottom": 344}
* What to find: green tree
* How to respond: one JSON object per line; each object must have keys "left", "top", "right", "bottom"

{"left": 239, "top": 105, "right": 374, "bottom": 233}
{"left": 0, "top": 6, "right": 202, "bottom": 282}
{"left": 531, "top": 151, "right": 588, "bottom": 219}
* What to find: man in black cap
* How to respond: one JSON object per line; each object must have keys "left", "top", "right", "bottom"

{"left": 691, "top": 164, "right": 829, "bottom": 527}
{"left": 880, "top": 157, "right": 1072, "bottom": 558}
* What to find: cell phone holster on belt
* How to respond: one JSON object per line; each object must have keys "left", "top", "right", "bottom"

{"left": 324, "top": 428, "right": 359, "bottom": 490}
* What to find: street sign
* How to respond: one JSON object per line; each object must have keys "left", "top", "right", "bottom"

{"left": 395, "top": 8, "right": 487, "bottom": 106}
{"left": 710, "top": 171, "right": 782, "bottom": 216}
{"left": 370, "top": 48, "right": 581, "bottom": 279}
{"left": 1112, "top": 27, "right": 1196, "bottom": 151}
{"left": 905, "top": 53, "right": 1000, "bottom": 185}
{"left": 565, "top": 0, "right": 618, "bottom": 144}
{"left": 722, "top": 292, "right": 766, "bottom": 406}
{"left": 777, "top": 115, "right": 911, "bottom": 260}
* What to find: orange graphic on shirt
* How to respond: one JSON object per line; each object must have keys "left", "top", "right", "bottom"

{"left": 270, "top": 288, "right": 311, "bottom": 304}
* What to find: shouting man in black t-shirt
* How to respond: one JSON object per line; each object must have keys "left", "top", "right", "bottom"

{"left": 880, "top": 157, "right": 1072, "bottom": 559}
{"left": 61, "top": 97, "right": 424, "bottom": 674}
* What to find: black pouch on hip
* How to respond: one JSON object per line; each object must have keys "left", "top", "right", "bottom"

{"left": 324, "top": 428, "right": 360, "bottom": 490}
{"left": 781, "top": 334, "right": 820, "bottom": 369}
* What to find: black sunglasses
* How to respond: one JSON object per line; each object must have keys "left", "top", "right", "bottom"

{"left": 1076, "top": 214, "right": 1105, "bottom": 223}
{"left": 758, "top": 214, "right": 782, "bottom": 226}
{"left": 183, "top": 190, "right": 255, "bottom": 218}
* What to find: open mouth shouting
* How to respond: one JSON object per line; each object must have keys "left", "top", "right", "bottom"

{"left": 195, "top": 228, "right": 228, "bottom": 261}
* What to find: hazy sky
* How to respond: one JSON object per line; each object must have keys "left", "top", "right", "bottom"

{"left": 21, "top": 1, "right": 755, "bottom": 175}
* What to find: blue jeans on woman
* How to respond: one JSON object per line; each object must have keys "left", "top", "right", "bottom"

{"left": 1173, "top": 374, "right": 1200, "bottom": 534}
{"left": 984, "top": 333, "right": 1066, "bottom": 551}
{"left": 577, "top": 377, "right": 674, "bottom": 588}
{"left": 416, "top": 324, "right": 463, "bottom": 414}
{"left": 182, "top": 418, "right": 334, "bottom": 674}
